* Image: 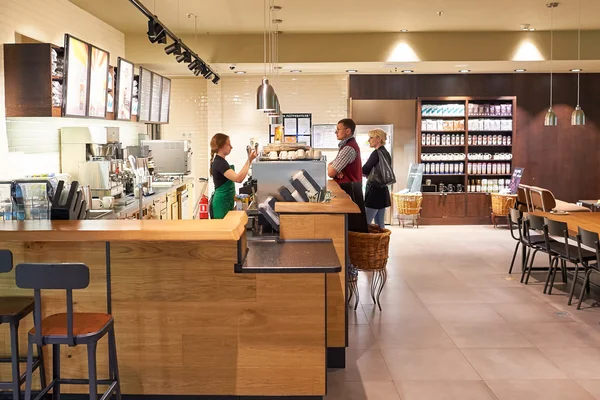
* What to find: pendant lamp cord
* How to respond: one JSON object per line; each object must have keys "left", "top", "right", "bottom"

{"left": 263, "top": 0, "right": 267, "bottom": 77}
{"left": 577, "top": 0, "right": 581, "bottom": 106}
{"left": 550, "top": 5, "right": 554, "bottom": 108}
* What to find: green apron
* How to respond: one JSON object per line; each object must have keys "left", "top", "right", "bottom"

{"left": 210, "top": 165, "right": 236, "bottom": 219}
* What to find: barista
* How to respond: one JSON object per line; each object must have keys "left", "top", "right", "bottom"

{"left": 209, "top": 133, "right": 257, "bottom": 219}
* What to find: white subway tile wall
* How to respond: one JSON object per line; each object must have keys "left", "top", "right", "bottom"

{"left": 166, "top": 74, "right": 349, "bottom": 195}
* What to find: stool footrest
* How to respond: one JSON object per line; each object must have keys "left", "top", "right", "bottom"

{"left": 32, "top": 379, "right": 118, "bottom": 400}
{"left": 0, "top": 358, "right": 42, "bottom": 386}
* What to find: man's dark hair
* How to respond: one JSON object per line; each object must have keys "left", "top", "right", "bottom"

{"left": 338, "top": 118, "right": 356, "bottom": 135}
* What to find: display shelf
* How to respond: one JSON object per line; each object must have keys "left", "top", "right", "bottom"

{"left": 417, "top": 96, "right": 517, "bottom": 225}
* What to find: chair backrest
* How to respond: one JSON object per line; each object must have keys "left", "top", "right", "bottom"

{"left": 0, "top": 250, "right": 12, "bottom": 273}
{"left": 545, "top": 217, "right": 572, "bottom": 259}
{"left": 530, "top": 187, "right": 557, "bottom": 212}
{"left": 517, "top": 184, "right": 533, "bottom": 212}
{"left": 577, "top": 226, "right": 600, "bottom": 265}
{"left": 525, "top": 213, "right": 545, "bottom": 231}
{"left": 15, "top": 263, "right": 90, "bottom": 346}
{"left": 508, "top": 208, "right": 522, "bottom": 241}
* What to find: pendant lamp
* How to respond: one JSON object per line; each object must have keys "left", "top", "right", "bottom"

{"left": 544, "top": 3, "right": 558, "bottom": 126}
{"left": 571, "top": 0, "right": 585, "bottom": 125}
{"left": 256, "top": 0, "right": 276, "bottom": 111}
{"left": 266, "top": 94, "right": 280, "bottom": 116}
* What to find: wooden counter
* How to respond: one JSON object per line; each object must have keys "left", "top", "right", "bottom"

{"left": 532, "top": 211, "right": 600, "bottom": 236}
{"left": 0, "top": 212, "right": 329, "bottom": 397}
{"left": 275, "top": 180, "right": 360, "bottom": 367}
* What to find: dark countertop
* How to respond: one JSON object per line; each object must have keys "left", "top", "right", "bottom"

{"left": 238, "top": 239, "right": 342, "bottom": 273}
{"left": 87, "top": 178, "right": 194, "bottom": 220}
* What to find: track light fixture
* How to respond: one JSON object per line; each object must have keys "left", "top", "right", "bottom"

{"left": 147, "top": 19, "right": 167, "bottom": 44}
{"left": 128, "top": 0, "right": 220, "bottom": 83}
{"left": 164, "top": 41, "right": 182, "bottom": 55}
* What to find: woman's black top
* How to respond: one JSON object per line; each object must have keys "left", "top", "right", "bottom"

{"left": 211, "top": 155, "right": 231, "bottom": 189}
{"left": 362, "top": 147, "right": 392, "bottom": 210}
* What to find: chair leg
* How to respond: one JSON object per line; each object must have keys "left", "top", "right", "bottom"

{"left": 549, "top": 259, "right": 562, "bottom": 295}
{"left": 508, "top": 241, "right": 520, "bottom": 274}
{"left": 108, "top": 327, "right": 121, "bottom": 400}
{"left": 53, "top": 344, "right": 60, "bottom": 400}
{"left": 24, "top": 341, "right": 34, "bottom": 400}
{"left": 9, "top": 321, "right": 21, "bottom": 400}
{"left": 525, "top": 249, "right": 541, "bottom": 285}
{"left": 568, "top": 263, "right": 581, "bottom": 306}
{"left": 577, "top": 269, "right": 594, "bottom": 310}
{"left": 87, "top": 342, "right": 98, "bottom": 400}
{"left": 37, "top": 343, "right": 46, "bottom": 392}
{"left": 543, "top": 257, "right": 557, "bottom": 294}
{"left": 353, "top": 280, "right": 360, "bottom": 311}
{"left": 520, "top": 247, "right": 531, "bottom": 283}
{"left": 561, "top": 260, "right": 568, "bottom": 283}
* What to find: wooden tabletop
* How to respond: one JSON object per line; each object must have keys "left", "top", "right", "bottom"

{"left": 0, "top": 211, "right": 248, "bottom": 242}
{"left": 274, "top": 180, "right": 361, "bottom": 214}
{"left": 532, "top": 211, "right": 600, "bottom": 236}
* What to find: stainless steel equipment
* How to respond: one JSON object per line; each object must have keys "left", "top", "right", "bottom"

{"left": 141, "top": 140, "right": 192, "bottom": 175}
{"left": 252, "top": 159, "right": 327, "bottom": 204}
{"left": 60, "top": 127, "right": 125, "bottom": 198}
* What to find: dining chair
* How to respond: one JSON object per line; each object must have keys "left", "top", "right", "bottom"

{"left": 542, "top": 218, "right": 596, "bottom": 298}
{"left": 521, "top": 213, "right": 556, "bottom": 284}
{"left": 575, "top": 227, "right": 600, "bottom": 309}
{"left": 508, "top": 209, "right": 545, "bottom": 275}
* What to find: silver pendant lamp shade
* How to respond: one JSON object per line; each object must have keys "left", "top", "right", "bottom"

{"left": 571, "top": 0, "right": 585, "bottom": 126}
{"left": 544, "top": 3, "right": 559, "bottom": 126}
{"left": 256, "top": 78, "right": 276, "bottom": 112}
{"left": 265, "top": 94, "right": 280, "bottom": 116}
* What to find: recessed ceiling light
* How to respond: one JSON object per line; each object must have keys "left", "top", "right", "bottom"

{"left": 346, "top": 69, "right": 358, "bottom": 73}
{"left": 514, "top": 69, "right": 526, "bottom": 72}
{"left": 290, "top": 70, "right": 302, "bottom": 73}
{"left": 570, "top": 68, "right": 582, "bottom": 72}
{"left": 459, "top": 69, "right": 470, "bottom": 73}
{"left": 402, "top": 70, "right": 414, "bottom": 73}
{"left": 401, "top": 29, "right": 408, "bottom": 32}
{"left": 234, "top": 71, "right": 246, "bottom": 74}
{"left": 529, "top": 28, "right": 536, "bottom": 31}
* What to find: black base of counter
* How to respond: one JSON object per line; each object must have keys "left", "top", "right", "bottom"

{"left": 0, "top": 395, "right": 322, "bottom": 400}
{"left": 327, "top": 347, "right": 346, "bottom": 368}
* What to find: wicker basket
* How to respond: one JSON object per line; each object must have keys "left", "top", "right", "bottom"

{"left": 348, "top": 225, "right": 391, "bottom": 271}
{"left": 393, "top": 193, "right": 423, "bottom": 216}
{"left": 491, "top": 193, "right": 517, "bottom": 216}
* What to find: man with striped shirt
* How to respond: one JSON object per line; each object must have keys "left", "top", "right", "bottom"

{"left": 327, "top": 118, "right": 362, "bottom": 183}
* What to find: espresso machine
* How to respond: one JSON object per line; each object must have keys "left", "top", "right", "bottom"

{"left": 60, "top": 127, "right": 125, "bottom": 198}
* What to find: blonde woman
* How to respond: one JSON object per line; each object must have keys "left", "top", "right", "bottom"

{"left": 362, "top": 129, "right": 392, "bottom": 228}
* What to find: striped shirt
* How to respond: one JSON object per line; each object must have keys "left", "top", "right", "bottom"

{"left": 330, "top": 135, "right": 358, "bottom": 173}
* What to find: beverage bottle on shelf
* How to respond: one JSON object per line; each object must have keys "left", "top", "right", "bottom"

{"left": 467, "top": 180, "right": 472, "bottom": 193}
{"left": 459, "top": 163, "right": 464, "bottom": 174}
{"left": 507, "top": 136, "right": 512, "bottom": 145}
{"left": 460, "top": 135, "right": 465, "bottom": 145}
{"left": 476, "top": 179, "right": 482, "bottom": 193}
{"left": 435, "top": 135, "right": 441, "bottom": 146}
{"left": 467, "top": 135, "right": 472, "bottom": 145}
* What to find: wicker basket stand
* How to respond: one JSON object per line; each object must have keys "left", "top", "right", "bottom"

{"left": 392, "top": 193, "right": 423, "bottom": 228}
{"left": 491, "top": 193, "right": 517, "bottom": 227}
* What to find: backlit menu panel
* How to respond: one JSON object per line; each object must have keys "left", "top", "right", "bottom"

{"left": 138, "top": 67, "right": 152, "bottom": 122}
{"left": 64, "top": 35, "right": 90, "bottom": 117}
{"left": 150, "top": 73, "right": 162, "bottom": 123}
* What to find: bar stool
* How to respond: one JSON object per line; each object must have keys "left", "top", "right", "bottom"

{"left": 15, "top": 262, "right": 121, "bottom": 400}
{"left": 0, "top": 250, "right": 46, "bottom": 400}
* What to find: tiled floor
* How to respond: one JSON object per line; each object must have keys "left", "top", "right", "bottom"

{"left": 326, "top": 225, "right": 600, "bottom": 399}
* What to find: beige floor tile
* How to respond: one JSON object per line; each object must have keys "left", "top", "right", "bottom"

{"left": 577, "top": 380, "right": 600, "bottom": 400}
{"left": 541, "top": 347, "right": 600, "bottom": 380}
{"left": 461, "top": 348, "right": 568, "bottom": 380}
{"left": 361, "top": 301, "right": 440, "bottom": 325}
{"left": 487, "top": 379, "right": 594, "bottom": 400}
{"left": 415, "top": 286, "right": 483, "bottom": 304}
{"left": 324, "top": 381, "right": 401, "bottom": 400}
{"left": 383, "top": 348, "right": 480, "bottom": 381}
{"left": 348, "top": 325, "right": 378, "bottom": 350}
{"left": 492, "top": 303, "right": 576, "bottom": 324}
{"left": 397, "top": 380, "right": 497, "bottom": 400}
{"left": 473, "top": 287, "right": 546, "bottom": 304}
{"left": 441, "top": 322, "right": 533, "bottom": 348}
{"left": 370, "top": 321, "right": 456, "bottom": 349}
{"left": 514, "top": 322, "right": 600, "bottom": 347}
{"left": 348, "top": 306, "right": 370, "bottom": 325}
{"left": 453, "top": 272, "right": 526, "bottom": 288}
{"left": 328, "top": 349, "right": 392, "bottom": 383}
{"left": 427, "top": 303, "right": 505, "bottom": 324}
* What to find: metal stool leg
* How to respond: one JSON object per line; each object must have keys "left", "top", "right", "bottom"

{"left": 24, "top": 341, "right": 34, "bottom": 400}
{"left": 108, "top": 327, "right": 121, "bottom": 400}
{"left": 374, "top": 268, "right": 387, "bottom": 311}
{"left": 87, "top": 342, "right": 98, "bottom": 400}
{"left": 9, "top": 321, "right": 21, "bottom": 400}
{"left": 53, "top": 344, "right": 60, "bottom": 400}
{"left": 37, "top": 343, "right": 46, "bottom": 391}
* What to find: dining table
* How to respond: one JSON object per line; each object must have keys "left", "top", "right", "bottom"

{"left": 532, "top": 211, "right": 600, "bottom": 237}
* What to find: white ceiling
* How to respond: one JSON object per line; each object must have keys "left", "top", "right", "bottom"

{"left": 71, "top": 0, "right": 600, "bottom": 34}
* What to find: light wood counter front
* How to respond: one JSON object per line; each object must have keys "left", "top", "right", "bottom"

{"left": 0, "top": 212, "right": 329, "bottom": 397}
{"left": 276, "top": 180, "right": 360, "bottom": 366}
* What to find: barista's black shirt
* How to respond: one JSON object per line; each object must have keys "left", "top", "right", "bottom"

{"left": 211, "top": 155, "right": 231, "bottom": 189}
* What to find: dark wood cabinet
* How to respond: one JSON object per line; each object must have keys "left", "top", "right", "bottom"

{"left": 421, "top": 193, "right": 445, "bottom": 220}
{"left": 445, "top": 194, "right": 467, "bottom": 218}
{"left": 421, "top": 193, "right": 491, "bottom": 225}
{"left": 467, "top": 193, "right": 491, "bottom": 218}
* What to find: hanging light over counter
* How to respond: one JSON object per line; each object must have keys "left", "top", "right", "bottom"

{"left": 544, "top": 2, "right": 559, "bottom": 126}
{"left": 571, "top": 0, "right": 585, "bottom": 126}
{"left": 257, "top": 78, "right": 277, "bottom": 112}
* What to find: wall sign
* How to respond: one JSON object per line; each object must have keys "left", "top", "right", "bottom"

{"left": 270, "top": 113, "right": 312, "bottom": 145}
{"left": 115, "top": 57, "right": 134, "bottom": 121}
{"left": 63, "top": 34, "right": 90, "bottom": 117}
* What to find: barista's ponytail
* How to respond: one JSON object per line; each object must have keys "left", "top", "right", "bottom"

{"left": 209, "top": 133, "right": 229, "bottom": 176}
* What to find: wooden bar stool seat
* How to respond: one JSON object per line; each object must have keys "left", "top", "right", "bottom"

{"left": 15, "top": 262, "right": 121, "bottom": 400}
{"left": 28, "top": 313, "right": 113, "bottom": 344}
{"left": 0, "top": 250, "right": 46, "bottom": 400}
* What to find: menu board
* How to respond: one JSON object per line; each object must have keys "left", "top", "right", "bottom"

{"left": 150, "top": 73, "right": 162, "bottom": 123}
{"left": 63, "top": 35, "right": 90, "bottom": 117}
{"left": 116, "top": 57, "right": 134, "bottom": 121}
{"left": 159, "top": 77, "right": 171, "bottom": 123}
{"left": 312, "top": 124, "right": 338, "bottom": 149}
{"left": 138, "top": 67, "right": 152, "bottom": 122}
{"left": 87, "top": 46, "right": 109, "bottom": 118}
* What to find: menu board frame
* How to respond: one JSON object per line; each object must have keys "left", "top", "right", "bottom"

{"left": 62, "top": 34, "right": 91, "bottom": 118}
{"left": 87, "top": 45, "right": 110, "bottom": 119}
{"left": 115, "top": 57, "right": 135, "bottom": 121}
{"left": 159, "top": 77, "right": 171, "bottom": 123}
{"left": 149, "top": 72, "right": 163, "bottom": 123}
{"left": 138, "top": 67, "right": 153, "bottom": 123}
